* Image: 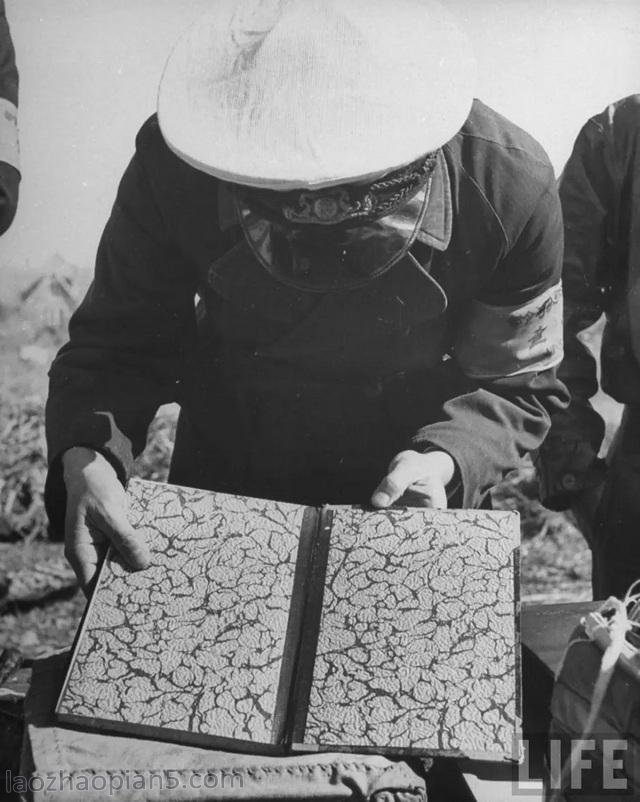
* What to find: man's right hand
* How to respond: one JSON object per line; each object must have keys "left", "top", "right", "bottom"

{"left": 62, "top": 447, "right": 150, "bottom": 591}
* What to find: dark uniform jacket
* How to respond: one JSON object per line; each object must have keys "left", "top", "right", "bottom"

{"left": 0, "top": 0, "right": 19, "bottom": 234}
{"left": 45, "top": 100, "right": 568, "bottom": 533}
{"left": 538, "top": 95, "right": 640, "bottom": 508}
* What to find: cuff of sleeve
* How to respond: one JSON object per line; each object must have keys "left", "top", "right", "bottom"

{"left": 411, "top": 427, "right": 492, "bottom": 509}
{"left": 535, "top": 404, "right": 606, "bottom": 508}
{"left": 534, "top": 451, "right": 607, "bottom": 511}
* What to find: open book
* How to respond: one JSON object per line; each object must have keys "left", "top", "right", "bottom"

{"left": 56, "top": 478, "right": 521, "bottom": 762}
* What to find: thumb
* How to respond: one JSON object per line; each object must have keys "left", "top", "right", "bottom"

{"left": 371, "top": 453, "right": 424, "bottom": 508}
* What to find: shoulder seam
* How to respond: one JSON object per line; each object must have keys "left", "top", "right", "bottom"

{"left": 452, "top": 154, "right": 557, "bottom": 255}
{"left": 454, "top": 158, "right": 510, "bottom": 250}
{"left": 515, "top": 181, "right": 558, "bottom": 245}
{"left": 585, "top": 116, "right": 606, "bottom": 135}
{"left": 458, "top": 131, "right": 552, "bottom": 170}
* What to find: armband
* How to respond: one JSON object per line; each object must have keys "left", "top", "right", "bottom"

{"left": 456, "top": 281, "right": 563, "bottom": 379}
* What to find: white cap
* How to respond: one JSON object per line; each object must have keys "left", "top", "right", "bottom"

{"left": 158, "top": 0, "right": 476, "bottom": 190}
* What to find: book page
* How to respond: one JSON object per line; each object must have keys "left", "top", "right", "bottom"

{"left": 56, "top": 478, "right": 307, "bottom": 748}
{"left": 297, "top": 507, "right": 519, "bottom": 760}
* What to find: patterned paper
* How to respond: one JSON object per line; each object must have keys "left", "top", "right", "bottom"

{"left": 302, "top": 508, "right": 519, "bottom": 759}
{"left": 57, "top": 479, "right": 304, "bottom": 745}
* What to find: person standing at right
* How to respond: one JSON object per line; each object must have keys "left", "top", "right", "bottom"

{"left": 537, "top": 95, "right": 640, "bottom": 599}
{"left": 0, "top": 0, "right": 19, "bottom": 235}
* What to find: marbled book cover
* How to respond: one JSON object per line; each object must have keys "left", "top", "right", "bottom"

{"left": 57, "top": 481, "right": 519, "bottom": 760}
{"left": 56, "top": 478, "right": 309, "bottom": 749}
{"left": 292, "top": 507, "right": 520, "bottom": 761}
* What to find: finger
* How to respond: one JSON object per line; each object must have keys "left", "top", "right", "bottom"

{"left": 371, "top": 454, "right": 424, "bottom": 508}
{"left": 93, "top": 505, "right": 151, "bottom": 571}
{"left": 65, "top": 516, "right": 105, "bottom": 590}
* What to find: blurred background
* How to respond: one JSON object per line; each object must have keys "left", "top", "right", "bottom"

{"left": 1, "top": 0, "right": 639, "bottom": 657}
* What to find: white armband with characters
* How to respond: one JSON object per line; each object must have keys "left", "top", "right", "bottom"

{"left": 455, "top": 281, "right": 563, "bottom": 379}
{"left": 0, "top": 97, "right": 18, "bottom": 170}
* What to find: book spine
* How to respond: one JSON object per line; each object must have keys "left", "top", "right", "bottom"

{"left": 271, "top": 505, "right": 320, "bottom": 745}
{"left": 287, "top": 506, "right": 333, "bottom": 746}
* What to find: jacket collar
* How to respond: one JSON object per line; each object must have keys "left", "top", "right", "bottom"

{"left": 217, "top": 149, "right": 452, "bottom": 252}
{"left": 415, "top": 150, "right": 452, "bottom": 251}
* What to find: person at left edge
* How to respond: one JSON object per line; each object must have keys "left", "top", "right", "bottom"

{"left": 43, "top": 0, "right": 569, "bottom": 589}
{"left": 0, "top": 0, "right": 19, "bottom": 235}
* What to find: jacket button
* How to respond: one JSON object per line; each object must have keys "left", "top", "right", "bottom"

{"left": 561, "top": 473, "right": 577, "bottom": 491}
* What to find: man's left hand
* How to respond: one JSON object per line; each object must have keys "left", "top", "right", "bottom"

{"left": 371, "top": 450, "right": 455, "bottom": 509}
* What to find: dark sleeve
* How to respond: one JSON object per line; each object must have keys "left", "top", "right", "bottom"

{"left": 535, "top": 114, "right": 615, "bottom": 509}
{"left": 44, "top": 123, "right": 198, "bottom": 535}
{"left": 412, "top": 183, "right": 569, "bottom": 509}
{"left": 0, "top": 0, "right": 19, "bottom": 234}
{"left": 0, "top": 160, "right": 18, "bottom": 234}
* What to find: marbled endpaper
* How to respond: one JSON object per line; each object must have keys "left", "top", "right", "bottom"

{"left": 57, "top": 479, "right": 305, "bottom": 747}
{"left": 299, "top": 508, "right": 519, "bottom": 760}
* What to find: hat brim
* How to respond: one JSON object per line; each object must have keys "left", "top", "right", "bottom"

{"left": 158, "top": 0, "right": 476, "bottom": 190}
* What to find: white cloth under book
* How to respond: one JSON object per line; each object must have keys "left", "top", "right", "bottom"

{"left": 19, "top": 652, "right": 427, "bottom": 802}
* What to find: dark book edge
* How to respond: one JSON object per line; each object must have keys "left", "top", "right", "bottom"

{"left": 514, "top": 532, "right": 523, "bottom": 762}
{"left": 270, "top": 505, "right": 319, "bottom": 746}
{"left": 288, "top": 506, "right": 334, "bottom": 745}
{"left": 505, "top": 510, "right": 524, "bottom": 763}
{"left": 54, "top": 544, "right": 115, "bottom": 717}
{"left": 289, "top": 741, "right": 521, "bottom": 762}
{"left": 55, "top": 710, "right": 284, "bottom": 755}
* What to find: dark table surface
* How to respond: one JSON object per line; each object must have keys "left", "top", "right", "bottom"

{"left": 521, "top": 601, "right": 600, "bottom": 674}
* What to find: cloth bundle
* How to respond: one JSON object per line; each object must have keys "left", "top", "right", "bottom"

{"left": 549, "top": 625, "right": 640, "bottom": 800}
